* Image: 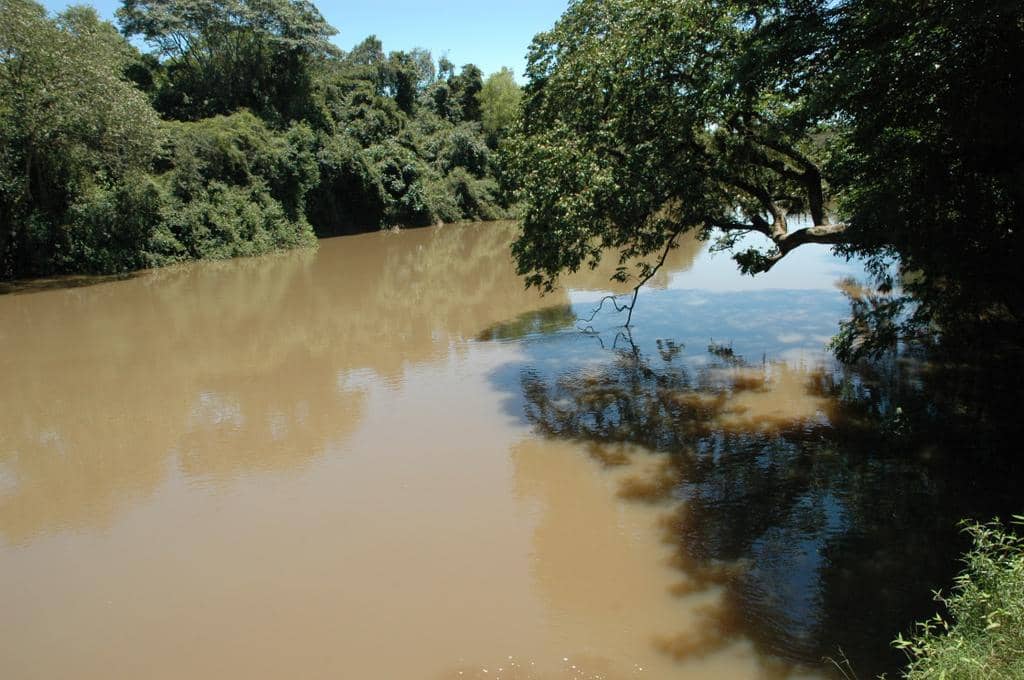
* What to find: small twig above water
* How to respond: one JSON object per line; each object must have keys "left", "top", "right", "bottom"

{"left": 576, "top": 294, "right": 634, "bottom": 327}
{"left": 575, "top": 227, "right": 685, "bottom": 331}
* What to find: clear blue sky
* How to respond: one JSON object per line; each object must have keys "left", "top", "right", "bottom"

{"left": 40, "top": 0, "right": 569, "bottom": 80}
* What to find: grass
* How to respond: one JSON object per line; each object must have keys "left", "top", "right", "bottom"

{"left": 895, "top": 517, "right": 1024, "bottom": 679}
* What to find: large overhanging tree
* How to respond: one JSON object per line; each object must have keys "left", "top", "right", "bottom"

{"left": 509, "top": 0, "right": 1023, "bottom": 358}
{"left": 511, "top": 0, "right": 846, "bottom": 283}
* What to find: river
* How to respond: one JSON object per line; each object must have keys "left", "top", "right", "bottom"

{"left": 1, "top": 221, "right": 1019, "bottom": 679}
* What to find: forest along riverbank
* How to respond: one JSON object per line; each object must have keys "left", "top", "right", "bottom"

{"left": 1, "top": 221, "right": 1019, "bottom": 679}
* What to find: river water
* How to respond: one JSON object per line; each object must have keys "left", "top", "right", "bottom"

{"left": 1, "top": 221, "right": 1019, "bottom": 679}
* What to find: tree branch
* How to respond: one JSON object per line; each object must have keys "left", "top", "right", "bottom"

{"left": 578, "top": 227, "right": 685, "bottom": 329}
{"left": 710, "top": 219, "right": 771, "bottom": 238}
{"left": 724, "top": 178, "right": 788, "bottom": 234}
{"left": 710, "top": 218, "right": 849, "bottom": 273}
{"left": 746, "top": 132, "right": 830, "bottom": 226}
{"left": 758, "top": 222, "right": 850, "bottom": 272}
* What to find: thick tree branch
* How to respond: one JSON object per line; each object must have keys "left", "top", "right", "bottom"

{"left": 747, "top": 132, "right": 830, "bottom": 226}
{"left": 752, "top": 133, "right": 817, "bottom": 174}
{"left": 745, "top": 146, "right": 806, "bottom": 185}
{"left": 711, "top": 220, "right": 850, "bottom": 273}
{"left": 759, "top": 222, "right": 850, "bottom": 271}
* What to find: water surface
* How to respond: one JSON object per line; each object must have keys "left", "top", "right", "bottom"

{"left": 1, "top": 221, "right": 1018, "bottom": 679}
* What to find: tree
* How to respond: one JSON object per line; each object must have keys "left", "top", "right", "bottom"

{"left": 510, "top": 0, "right": 1023, "bottom": 358}
{"left": 407, "top": 47, "right": 435, "bottom": 90}
{"left": 346, "top": 34, "right": 384, "bottom": 67}
{"left": 825, "top": 0, "right": 1024, "bottom": 358}
{"left": 437, "top": 55, "right": 454, "bottom": 81}
{"left": 477, "top": 67, "right": 522, "bottom": 146}
{"left": 384, "top": 51, "right": 418, "bottom": 114}
{"left": 0, "top": 0, "right": 161, "bottom": 276}
{"left": 452, "top": 64, "right": 483, "bottom": 122}
{"left": 117, "top": 0, "right": 339, "bottom": 122}
{"left": 510, "top": 1, "right": 844, "bottom": 288}
{"left": 421, "top": 61, "right": 485, "bottom": 125}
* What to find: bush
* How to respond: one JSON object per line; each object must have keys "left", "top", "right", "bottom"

{"left": 895, "top": 518, "right": 1024, "bottom": 679}
{"left": 444, "top": 168, "right": 502, "bottom": 221}
{"left": 63, "top": 173, "right": 163, "bottom": 273}
{"left": 159, "top": 112, "right": 318, "bottom": 215}
{"left": 150, "top": 112, "right": 317, "bottom": 259}
{"left": 156, "top": 182, "right": 314, "bottom": 262}
{"left": 365, "top": 140, "right": 436, "bottom": 226}
{"left": 431, "top": 123, "right": 491, "bottom": 176}
{"left": 307, "top": 134, "right": 387, "bottom": 233}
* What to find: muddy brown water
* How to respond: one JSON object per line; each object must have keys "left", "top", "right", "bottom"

{"left": 1, "top": 221, "right": 1019, "bottom": 679}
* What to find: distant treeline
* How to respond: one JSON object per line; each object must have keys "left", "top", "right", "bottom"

{"left": 0, "top": 0, "right": 523, "bottom": 280}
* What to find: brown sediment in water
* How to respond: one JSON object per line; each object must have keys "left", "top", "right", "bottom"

{"left": 1, "top": 221, "right": 884, "bottom": 679}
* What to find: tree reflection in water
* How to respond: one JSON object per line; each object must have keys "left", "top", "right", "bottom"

{"left": 509, "top": 320, "right": 1022, "bottom": 678}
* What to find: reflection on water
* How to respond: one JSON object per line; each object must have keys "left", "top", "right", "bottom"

{"left": 0, "top": 223, "right": 543, "bottom": 541}
{"left": 506, "top": 305, "right": 1022, "bottom": 677}
{"left": 1, "top": 221, "right": 718, "bottom": 680}
{"left": 1, "top": 221, "right": 1018, "bottom": 679}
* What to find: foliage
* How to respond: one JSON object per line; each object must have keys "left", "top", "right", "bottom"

{"left": 509, "top": 0, "right": 836, "bottom": 292}
{"left": 149, "top": 112, "right": 318, "bottom": 262}
{"left": 826, "top": 0, "right": 1024, "bottom": 360}
{"left": 895, "top": 518, "right": 1024, "bottom": 679}
{"left": 510, "top": 0, "right": 1023, "bottom": 357}
{"left": 117, "top": 0, "right": 338, "bottom": 122}
{"left": 0, "top": 0, "right": 162, "bottom": 277}
{"left": 422, "top": 63, "right": 484, "bottom": 124}
{"left": 307, "top": 133, "right": 387, "bottom": 232}
{"left": 304, "top": 50, "right": 515, "bottom": 234}
{"left": 1, "top": 0, "right": 519, "bottom": 280}
{"left": 62, "top": 172, "right": 164, "bottom": 272}
{"left": 477, "top": 67, "right": 522, "bottom": 147}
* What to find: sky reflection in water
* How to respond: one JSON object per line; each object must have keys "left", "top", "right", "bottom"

{"left": 483, "top": 234, "right": 1020, "bottom": 678}
{"left": 1, "top": 222, "right": 1019, "bottom": 679}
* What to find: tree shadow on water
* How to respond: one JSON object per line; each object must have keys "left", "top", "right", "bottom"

{"left": 502, "top": 324, "right": 1023, "bottom": 678}
{"left": 0, "top": 270, "right": 140, "bottom": 295}
{"left": 475, "top": 304, "right": 578, "bottom": 343}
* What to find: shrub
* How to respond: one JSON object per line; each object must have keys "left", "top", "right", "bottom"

{"left": 150, "top": 112, "right": 317, "bottom": 259}
{"left": 896, "top": 518, "right": 1024, "bottom": 679}
{"left": 63, "top": 173, "right": 163, "bottom": 273}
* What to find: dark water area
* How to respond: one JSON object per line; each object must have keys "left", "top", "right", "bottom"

{"left": 482, "top": 277, "right": 1024, "bottom": 678}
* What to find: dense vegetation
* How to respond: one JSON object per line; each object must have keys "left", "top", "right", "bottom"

{"left": 0, "top": 0, "right": 518, "bottom": 280}
{"left": 509, "top": 0, "right": 1023, "bottom": 359}
{"left": 897, "top": 519, "right": 1024, "bottom": 679}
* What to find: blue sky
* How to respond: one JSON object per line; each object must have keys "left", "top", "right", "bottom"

{"left": 40, "top": 0, "right": 569, "bottom": 80}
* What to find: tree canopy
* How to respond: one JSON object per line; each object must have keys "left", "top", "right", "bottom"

{"left": 0, "top": 0, "right": 162, "bottom": 276}
{"left": 0, "top": 0, "right": 521, "bottom": 279}
{"left": 510, "top": 0, "right": 1023, "bottom": 358}
{"left": 116, "top": 0, "right": 338, "bottom": 122}
{"left": 478, "top": 67, "right": 522, "bottom": 146}
{"left": 826, "top": 0, "right": 1024, "bottom": 357}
